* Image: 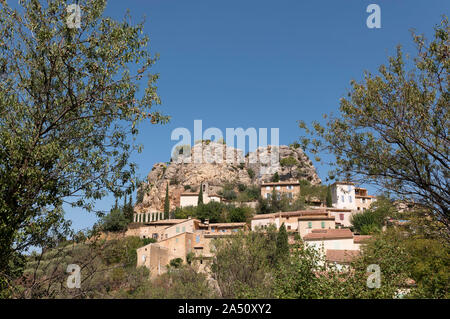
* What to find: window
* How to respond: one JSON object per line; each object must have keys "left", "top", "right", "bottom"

{"left": 308, "top": 222, "right": 312, "bottom": 229}
{"left": 211, "top": 227, "right": 215, "bottom": 232}
{"left": 176, "top": 226, "right": 180, "bottom": 233}
{"left": 349, "top": 196, "right": 352, "bottom": 203}
{"left": 340, "top": 214, "right": 344, "bottom": 221}
{"left": 175, "top": 238, "right": 179, "bottom": 243}
{"left": 276, "top": 186, "right": 281, "bottom": 190}
{"left": 267, "top": 193, "right": 272, "bottom": 199}
{"left": 287, "top": 185, "right": 293, "bottom": 190}
{"left": 341, "top": 195, "right": 345, "bottom": 202}
{"left": 196, "top": 235, "right": 200, "bottom": 243}
{"left": 348, "top": 185, "right": 351, "bottom": 192}
{"left": 266, "top": 186, "right": 270, "bottom": 190}
{"left": 321, "top": 221, "right": 325, "bottom": 229}
{"left": 362, "top": 198, "right": 366, "bottom": 203}
{"left": 182, "top": 226, "right": 186, "bottom": 232}
{"left": 287, "top": 225, "right": 291, "bottom": 230}
{"left": 287, "top": 193, "right": 293, "bottom": 199}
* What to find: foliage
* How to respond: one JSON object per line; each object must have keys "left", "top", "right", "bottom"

{"left": 247, "top": 168, "right": 255, "bottom": 179}
{"left": 275, "top": 223, "right": 289, "bottom": 263}
{"left": 236, "top": 185, "right": 260, "bottom": 202}
{"left": 271, "top": 172, "right": 280, "bottom": 182}
{"left": 164, "top": 183, "right": 170, "bottom": 218}
{"left": 129, "top": 266, "right": 217, "bottom": 299}
{"left": 0, "top": 0, "right": 168, "bottom": 284}
{"left": 211, "top": 227, "right": 278, "bottom": 298}
{"left": 350, "top": 197, "right": 395, "bottom": 234}
{"left": 169, "top": 258, "right": 183, "bottom": 269}
{"left": 10, "top": 236, "right": 151, "bottom": 298}
{"left": 186, "top": 252, "right": 195, "bottom": 265}
{"left": 326, "top": 186, "right": 332, "bottom": 207}
{"left": 101, "top": 207, "right": 129, "bottom": 232}
{"left": 198, "top": 184, "right": 204, "bottom": 205}
{"left": 219, "top": 183, "right": 237, "bottom": 201}
{"left": 173, "top": 201, "right": 253, "bottom": 223}
{"left": 298, "top": 17, "right": 449, "bottom": 231}
{"left": 280, "top": 156, "right": 298, "bottom": 178}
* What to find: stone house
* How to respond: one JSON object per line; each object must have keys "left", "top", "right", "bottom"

{"left": 260, "top": 181, "right": 300, "bottom": 200}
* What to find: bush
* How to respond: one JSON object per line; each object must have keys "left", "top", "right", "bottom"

{"left": 237, "top": 183, "right": 247, "bottom": 192}
{"left": 169, "top": 258, "right": 183, "bottom": 269}
{"left": 272, "top": 172, "right": 280, "bottom": 182}
{"left": 247, "top": 168, "right": 255, "bottom": 179}
{"left": 101, "top": 208, "right": 129, "bottom": 232}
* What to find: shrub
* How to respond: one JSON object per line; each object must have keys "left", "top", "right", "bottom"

{"left": 272, "top": 172, "right": 280, "bottom": 182}
{"left": 247, "top": 168, "right": 255, "bottom": 179}
{"left": 169, "top": 258, "right": 183, "bottom": 269}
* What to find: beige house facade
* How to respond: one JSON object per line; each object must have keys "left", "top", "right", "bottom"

{"left": 355, "top": 187, "right": 376, "bottom": 211}
{"left": 260, "top": 181, "right": 300, "bottom": 200}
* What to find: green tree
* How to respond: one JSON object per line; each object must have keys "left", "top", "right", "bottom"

{"left": 169, "top": 258, "right": 183, "bottom": 269}
{"left": 351, "top": 197, "right": 394, "bottom": 234}
{"left": 272, "top": 172, "right": 280, "bottom": 182}
{"left": 164, "top": 183, "right": 170, "bottom": 219}
{"left": 326, "top": 186, "right": 332, "bottom": 207}
{"left": 280, "top": 156, "right": 298, "bottom": 179}
{"left": 101, "top": 207, "right": 129, "bottom": 232}
{"left": 0, "top": 0, "right": 169, "bottom": 285}
{"left": 198, "top": 183, "right": 204, "bottom": 205}
{"left": 275, "top": 223, "right": 289, "bottom": 263}
{"left": 299, "top": 17, "right": 449, "bottom": 232}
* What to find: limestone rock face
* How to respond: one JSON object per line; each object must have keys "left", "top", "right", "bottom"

{"left": 136, "top": 142, "right": 321, "bottom": 212}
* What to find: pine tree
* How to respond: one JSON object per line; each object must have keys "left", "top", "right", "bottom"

{"left": 198, "top": 183, "right": 204, "bottom": 205}
{"left": 276, "top": 223, "right": 289, "bottom": 263}
{"left": 164, "top": 183, "right": 170, "bottom": 219}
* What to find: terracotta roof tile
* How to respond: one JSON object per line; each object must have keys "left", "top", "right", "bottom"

{"left": 326, "top": 249, "right": 360, "bottom": 263}
{"left": 353, "top": 235, "right": 372, "bottom": 243}
{"left": 303, "top": 228, "right": 353, "bottom": 240}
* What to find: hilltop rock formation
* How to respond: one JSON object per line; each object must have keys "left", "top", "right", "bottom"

{"left": 135, "top": 142, "right": 321, "bottom": 212}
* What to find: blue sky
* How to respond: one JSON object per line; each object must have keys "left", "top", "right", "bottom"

{"left": 65, "top": 0, "right": 449, "bottom": 232}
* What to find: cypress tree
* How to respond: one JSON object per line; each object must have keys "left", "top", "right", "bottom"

{"left": 164, "top": 183, "right": 170, "bottom": 219}
{"left": 276, "top": 223, "right": 289, "bottom": 263}
{"left": 326, "top": 185, "right": 333, "bottom": 207}
{"left": 198, "top": 183, "right": 204, "bottom": 205}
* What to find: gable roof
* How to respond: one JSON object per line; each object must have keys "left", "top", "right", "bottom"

{"left": 303, "top": 228, "right": 353, "bottom": 240}
{"left": 326, "top": 249, "right": 360, "bottom": 263}
{"left": 252, "top": 210, "right": 328, "bottom": 220}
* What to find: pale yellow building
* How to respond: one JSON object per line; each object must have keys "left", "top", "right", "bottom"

{"left": 260, "top": 181, "right": 300, "bottom": 200}
{"left": 355, "top": 187, "right": 376, "bottom": 211}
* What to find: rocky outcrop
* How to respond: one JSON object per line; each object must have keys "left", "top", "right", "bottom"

{"left": 135, "top": 142, "right": 321, "bottom": 212}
